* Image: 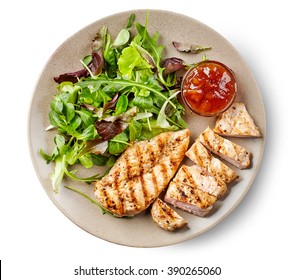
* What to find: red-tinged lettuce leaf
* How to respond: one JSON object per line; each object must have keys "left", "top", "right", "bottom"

{"left": 103, "top": 93, "right": 119, "bottom": 112}
{"left": 91, "top": 50, "right": 104, "bottom": 75}
{"left": 95, "top": 120, "right": 124, "bottom": 140}
{"left": 54, "top": 68, "right": 89, "bottom": 84}
{"left": 54, "top": 51, "right": 103, "bottom": 83}
{"left": 161, "top": 57, "right": 185, "bottom": 75}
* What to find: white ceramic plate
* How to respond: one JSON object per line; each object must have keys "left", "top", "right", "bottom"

{"left": 28, "top": 10, "right": 265, "bottom": 247}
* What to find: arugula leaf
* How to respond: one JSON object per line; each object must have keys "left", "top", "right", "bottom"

{"left": 64, "top": 185, "right": 112, "bottom": 215}
{"left": 132, "top": 95, "right": 153, "bottom": 109}
{"left": 77, "top": 76, "right": 176, "bottom": 109}
{"left": 125, "top": 13, "right": 135, "bottom": 29}
{"left": 136, "top": 23, "right": 164, "bottom": 68}
{"left": 135, "top": 19, "right": 174, "bottom": 87}
{"left": 64, "top": 171, "right": 102, "bottom": 183}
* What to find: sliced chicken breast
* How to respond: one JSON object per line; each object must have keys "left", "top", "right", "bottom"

{"left": 151, "top": 198, "right": 188, "bottom": 231}
{"left": 173, "top": 165, "right": 227, "bottom": 198}
{"left": 94, "top": 129, "right": 190, "bottom": 217}
{"left": 186, "top": 140, "right": 238, "bottom": 183}
{"left": 164, "top": 164, "right": 224, "bottom": 217}
{"left": 198, "top": 127, "right": 252, "bottom": 169}
{"left": 164, "top": 180, "right": 217, "bottom": 217}
{"left": 214, "top": 102, "right": 261, "bottom": 137}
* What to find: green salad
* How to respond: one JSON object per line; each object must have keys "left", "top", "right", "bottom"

{"left": 40, "top": 12, "right": 209, "bottom": 193}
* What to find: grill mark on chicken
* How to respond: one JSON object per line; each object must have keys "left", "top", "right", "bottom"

{"left": 121, "top": 145, "right": 140, "bottom": 182}
{"left": 109, "top": 172, "right": 123, "bottom": 213}
{"left": 149, "top": 150, "right": 156, "bottom": 170}
{"left": 124, "top": 148, "right": 131, "bottom": 185}
{"left": 135, "top": 144, "right": 143, "bottom": 176}
{"left": 160, "top": 161, "right": 168, "bottom": 186}
{"left": 150, "top": 169, "right": 158, "bottom": 197}
{"left": 180, "top": 165, "right": 196, "bottom": 187}
{"left": 128, "top": 181, "right": 138, "bottom": 211}
{"left": 139, "top": 174, "right": 148, "bottom": 206}
{"left": 194, "top": 145, "right": 205, "bottom": 167}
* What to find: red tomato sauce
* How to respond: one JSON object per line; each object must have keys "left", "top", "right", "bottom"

{"left": 182, "top": 61, "right": 236, "bottom": 116}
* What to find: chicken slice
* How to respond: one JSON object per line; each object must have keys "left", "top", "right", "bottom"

{"left": 94, "top": 129, "right": 190, "bottom": 217}
{"left": 185, "top": 140, "right": 238, "bottom": 183}
{"left": 198, "top": 127, "right": 252, "bottom": 169}
{"left": 164, "top": 164, "right": 225, "bottom": 217}
{"left": 174, "top": 165, "right": 227, "bottom": 198}
{"left": 164, "top": 180, "right": 217, "bottom": 217}
{"left": 214, "top": 102, "right": 261, "bottom": 137}
{"left": 151, "top": 198, "right": 188, "bottom": 231}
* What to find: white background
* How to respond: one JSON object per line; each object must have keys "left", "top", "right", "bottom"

{"left": 0, "top": 0, "right": 292, "bottom": 279}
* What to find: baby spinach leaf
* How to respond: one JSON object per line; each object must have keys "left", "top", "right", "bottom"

{"left": 76, "top": 108, "right": 95, "bottom": 127}
{"left": 91, "top": 154, "right": 108, "bottom": 166}
{"left": 70, "top": 115, "right": 82, "bottom": 131}
{"left": 64, "top": 103, "right": 75, "bottom": 122}
{"left": 50, "top": 100, "right": 63, "bottom": 114}
{"left": 129, "top": 119, "right": 142, "bottom": 142}
{"left": 114, "top": 95, "right": 128, "bottom": 115}
{"left": 76, "top": 124, "right": 96, "bottom": 141}
{"left": 108, "top": 131, "right": 129, "bottom": 155}
{"left": 79, "top": 153, "right": 94, "bottom": 168}
{"left": 113, "top": 28, "right": 130, "bottom": 48}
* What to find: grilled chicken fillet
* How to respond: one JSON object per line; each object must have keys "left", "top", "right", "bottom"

{"left": 151, "top": 198, "right": 187, "bottom": 231}
{"left": 185, "top": 140, "right": 238, "bottom": 183}
{"left": 94, "top": 129, "right": 190, "bottom": 217}
{"left": 198, "top": 127, "right": 252, "bottom": 169}
{"left": 214, "top": 102, "right": 261, "bottom": 137}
